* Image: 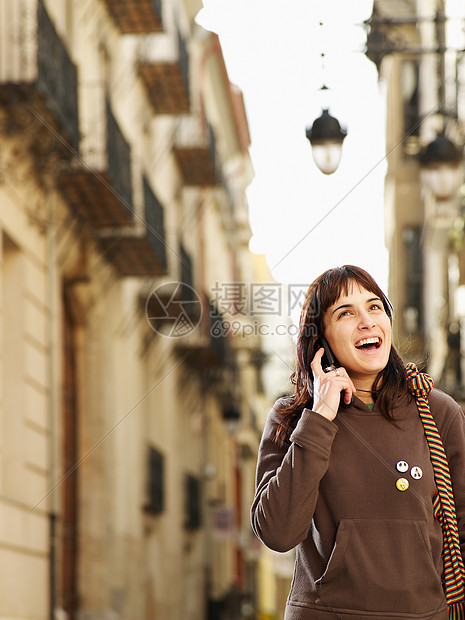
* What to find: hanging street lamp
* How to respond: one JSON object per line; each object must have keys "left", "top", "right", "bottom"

{"left": 305, "top": 108, "right": 347, "bottom": 175}
{"left": 365, "top": 7, "right": 465, "bottom": 201}
{"left": 419, "top": 132, "right": 464, "bottom": 200}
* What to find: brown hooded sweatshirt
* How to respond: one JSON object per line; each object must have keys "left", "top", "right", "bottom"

{"left": 251, "top": 389, "right": 465, "bottom": 619}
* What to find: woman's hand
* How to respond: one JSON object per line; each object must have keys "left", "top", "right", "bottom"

{"left": 310, "top": 348, "right": 356, "bottom": 421}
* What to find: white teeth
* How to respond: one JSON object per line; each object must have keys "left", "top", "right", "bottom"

{"left": 356, "top": 337, "right": 380, "bottom": 347}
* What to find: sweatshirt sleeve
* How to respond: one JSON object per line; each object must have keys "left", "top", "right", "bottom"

{"left": 440, "top": 400, "right": 465, "bottom": 561}
{"left": 250, "top": 403, "right": 338, "bottom": 553}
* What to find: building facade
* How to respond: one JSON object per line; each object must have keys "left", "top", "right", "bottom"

{"left": 366, "top": 0, "right": 465, "bottom": 392}
{"left": 0, "top": 0, "right": 271, "bottom": 618}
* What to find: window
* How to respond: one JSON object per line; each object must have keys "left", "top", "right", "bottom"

{"left": 184, "top": 474, "right": 201, "bottom": 530}
{"left": 145, "top": 447, "right": 164, "bottom": 515}
{"left": 403, "top": 226, "right": 423, "bottom": 333}
{"left": 144, "top": 177, "right": 167, "bottom": 271}
{"left": 402, "top": 60, "right": 420, "bottom": 157}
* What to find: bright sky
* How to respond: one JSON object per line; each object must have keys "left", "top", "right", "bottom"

{"left": 196, "top": 0, "right": 389, "bottom": 292}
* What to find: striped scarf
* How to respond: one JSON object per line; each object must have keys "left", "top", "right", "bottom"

{"left": 406, "top": 362, "right": 465, "bottom": 619}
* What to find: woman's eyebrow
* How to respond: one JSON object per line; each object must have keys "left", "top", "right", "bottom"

{"left": 331, "top": 297, "right": 382, "bottom": 315}
{"left": 331, "top": 303, "right": 352, "bottom": 315}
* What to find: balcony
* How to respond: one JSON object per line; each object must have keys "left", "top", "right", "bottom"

{"left": 144, "top": 245, "right": 202, "bottom": 334}
{"left": 173, "top": 117, "right": 220, "bottom": 186}
{"left": 138, "top": 31, "right": 190, "bottom": 114}
{"left": 58, "top": 96, "right": 134, "bottom": 228}
{"left": 103, "top": 0, "right": 163, "bottom": 34}
{"left": 0, "top": 1, "right": 79, "bottom": 159}
{"left": 176, "top": 294, "right": 228, "bottom": 369}
{"left": 98, "top": 177, "right": 168, "bottom": 277}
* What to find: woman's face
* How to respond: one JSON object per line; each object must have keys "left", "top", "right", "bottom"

{"left": 322, "top": 282, "right": 392, "bottom": 386}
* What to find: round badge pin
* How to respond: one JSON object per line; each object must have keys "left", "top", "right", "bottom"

{"left": 396, "top": 478, "right": 409, "bottom": 491}
{"left": 411, "top": 466, "right": 423, "bottom": 480}
{"left": 396, "top": 460, "right": 409, "bottom": 473}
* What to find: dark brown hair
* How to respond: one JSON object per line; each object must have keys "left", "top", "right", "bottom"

{"left": 274, "top": 265, "right": 407, "bottom": 445}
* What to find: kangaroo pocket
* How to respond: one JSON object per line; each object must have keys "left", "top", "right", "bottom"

{"left": 315, "top": 519, "right": 443, "bottom": 614}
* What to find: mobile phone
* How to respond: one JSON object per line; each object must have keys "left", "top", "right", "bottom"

{"left": 315, "top": 335, "right": 338, "bottom": 373}
{"left": 314, "top": 335, "right": 355, "bottom": 407}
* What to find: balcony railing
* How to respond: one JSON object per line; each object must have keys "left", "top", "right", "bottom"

{"left": 99, "top": 178, "right": 168, "bottom": 277}
{"left": 144, "top": 244, "right": 200, "bottom": 331}
{"left": 0, "top": 1, "right": 79, "bottom": 157}
{"left": 180, "top": 243, "right": 194, "bottom": 295}
{"left": 103, "top": 0, "right": 163, "bottom": 34}
{"left": 173, "top": 117, "right": 220, "bottom": 186}
{"left": 58, "top": 98, "right": 134, "bottom": 228}
{"left": 138, "top": 30, "right": 190, "bottom": 114}
{"left": 176, "top": 294, "right": 229, "bottom": 369}
{"left": 207, "top": 299, "right": 227, "bottom": 365}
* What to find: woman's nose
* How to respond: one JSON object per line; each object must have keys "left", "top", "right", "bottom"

{"left": 359, "top": 312, "right": 376, "bottom": 329}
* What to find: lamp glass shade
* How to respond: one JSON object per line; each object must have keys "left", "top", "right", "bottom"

{"left": 306, "top": 109, "right": 347, "bottom": 174}
{"left": 420, "top": 164, "right": 463, "bottom": 200}
{"left": 311, "top": 143, "right": 343, "bottom": 175}
{"left": 418, "top": 133, "right": 464, "bottom": 199}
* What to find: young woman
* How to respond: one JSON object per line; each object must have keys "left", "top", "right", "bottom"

{"left": 251, "top": 265, "right": 465, "bottom": 620}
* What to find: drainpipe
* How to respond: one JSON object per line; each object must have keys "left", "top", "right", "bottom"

{"left": 49, "top": 513, "right": 57, "bottom": 620}
{"left": 47, "top": 186, "right": 59, "bottom": 620}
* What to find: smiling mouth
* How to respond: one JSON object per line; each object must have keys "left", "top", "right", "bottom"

{"left": 355, "top": 337, "right": 381, "bottom": 351}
